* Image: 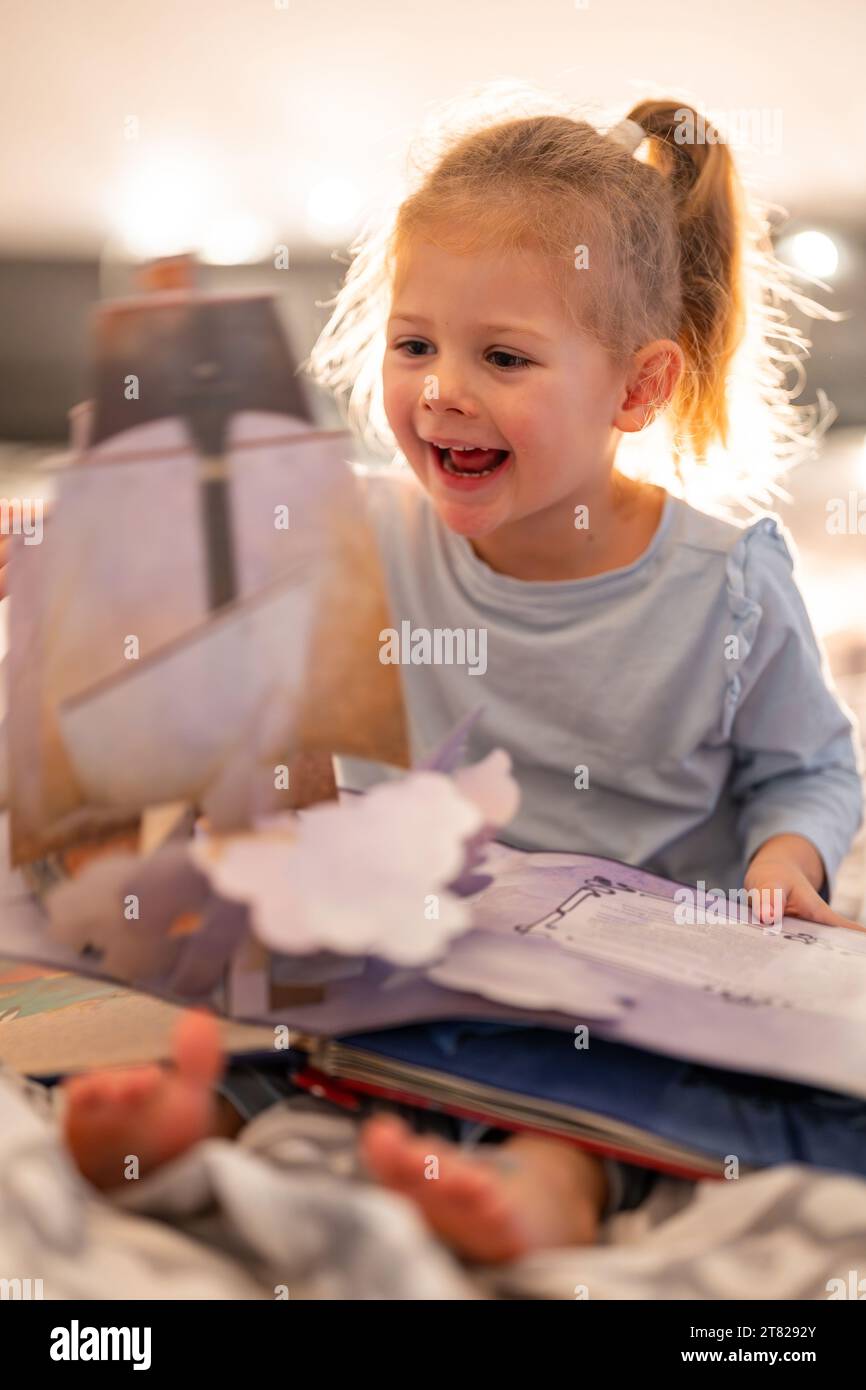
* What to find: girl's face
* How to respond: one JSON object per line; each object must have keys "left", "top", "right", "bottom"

{"left": 382, "top": 237, "right": 628, "bottom": 544}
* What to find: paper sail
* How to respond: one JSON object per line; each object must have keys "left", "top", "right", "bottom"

{"left": 86, "top": 290, "right": 313, "bottom": 457}
{"left": 56, "top": 571, "right": 318, "bottom": 810}
{"left": 7, "top": 414, "right": 409, "bottom": 863}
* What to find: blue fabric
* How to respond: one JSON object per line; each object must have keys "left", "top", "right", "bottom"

{"left": 346, "top": 470, "right": 863, "bottom": 900}
{"left": 339, "top": 1022, "right": 866, "bottom": 1181}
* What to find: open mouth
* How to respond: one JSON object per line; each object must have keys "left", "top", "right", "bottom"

{"left": 430, "top": 443, "right": 511, "bottom": 480}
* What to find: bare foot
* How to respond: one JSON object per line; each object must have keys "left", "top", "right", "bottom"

{"left": 359, "top": 1115, "right": 606, "bottom": 1264}
{"left": 63, "top": 1010, "right": 229, "bottom": 1191}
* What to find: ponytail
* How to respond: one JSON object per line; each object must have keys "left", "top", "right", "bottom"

{"left": 626, "top": 101, "right": 747, "bottom": 461}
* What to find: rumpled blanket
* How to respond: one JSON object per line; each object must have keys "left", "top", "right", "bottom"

{"left": 1, "top": 1063, "right": 864, "bottom": 1301}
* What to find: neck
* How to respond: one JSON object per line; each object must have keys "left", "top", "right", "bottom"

{"left": 469, "top": 471, "right": 647, "bottom": 582}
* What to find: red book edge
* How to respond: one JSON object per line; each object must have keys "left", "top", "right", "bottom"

{"left": 292, "top": 1065, "right": 721, "bottom": 1185}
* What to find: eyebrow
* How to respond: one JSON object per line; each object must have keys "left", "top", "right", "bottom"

{"left": 389, "top": 313, "right": 552, "bottom": 343}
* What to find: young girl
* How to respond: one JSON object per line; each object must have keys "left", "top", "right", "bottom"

{"left": 63, "top": 90, "right": 864, "bottom": 1265}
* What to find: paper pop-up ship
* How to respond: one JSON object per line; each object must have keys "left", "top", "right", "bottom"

{"left": 7, "top": 282, "right": 410, "bottom": 868}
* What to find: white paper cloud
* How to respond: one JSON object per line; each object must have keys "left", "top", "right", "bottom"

{"left": 453, "top": 749, "right": 520, "bottom": 829}
{"left": 191, "top": 767, "right": 505, "bottom": 966}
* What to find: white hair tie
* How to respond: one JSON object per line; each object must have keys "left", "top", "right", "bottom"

{"left": 608, "top": 118, "right": 645, "bottom": 155}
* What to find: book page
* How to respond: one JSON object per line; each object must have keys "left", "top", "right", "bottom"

{"left": 473, "top": 845, "right": 866, "bottom": 1022}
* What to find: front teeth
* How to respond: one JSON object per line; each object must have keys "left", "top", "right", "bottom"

{"left": 439, "top": 448, "right": 506, "bottom": 478}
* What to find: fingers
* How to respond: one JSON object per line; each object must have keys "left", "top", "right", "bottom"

{"left": 786, "top": 898, "right": 866, "bottom": 934}
{"left": 744, "top": 860, "right": 866, "bottom": 934}
{"left": 827, "top": 910, "right": 866, "bottom": 934}
{"left": 743, "top": 873, "right": 791, "bottom": 926}
{"left": 755, "top": 876, "right": 866, "bottom": 933}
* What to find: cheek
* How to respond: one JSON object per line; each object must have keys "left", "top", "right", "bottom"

{"left": 381, "top": 361, "right": 396, "bottom": 414}
{"left": 496, "top": 397, "right": 542, "bottom": 453}
{"left": 503, "top": 405, "right": 559, "bottom": 459}
{"left": 517, "top": 378, "right": 601, "bottom": 458}
{"left": 508, "top": 376, "right": 572, "bottom": 443}
{"left": 382, "top": 366, "right": 415, "bottom": 433}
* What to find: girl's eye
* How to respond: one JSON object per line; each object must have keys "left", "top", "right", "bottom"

{"left": 487, "top": 350, "right": 532, "bottom": 370}
{"left": 395, "top": 339, "right": 432, "bottom": 357}
{"left": 393, "top": 341, "right": 532, "bottom": 369}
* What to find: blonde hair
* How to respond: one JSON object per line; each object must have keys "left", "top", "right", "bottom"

{"left": 304, "top": 81, "right": 841, "bottom": 518}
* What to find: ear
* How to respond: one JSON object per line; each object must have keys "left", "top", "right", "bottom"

{"left": 615, "top": 340, "right": 684, "bottom": 434}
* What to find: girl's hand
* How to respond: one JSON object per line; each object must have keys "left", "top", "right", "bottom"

{"left": 744, "top": 851, "right": 866, "bottom": 934}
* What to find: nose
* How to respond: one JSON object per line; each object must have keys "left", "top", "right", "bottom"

{"left": 418, "top": 361, "right": 480, "bottom": 418}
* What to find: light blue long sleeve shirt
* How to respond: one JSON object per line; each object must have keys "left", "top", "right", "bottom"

{"left": 348, "top": 465, "right": 864, "bottom": 897}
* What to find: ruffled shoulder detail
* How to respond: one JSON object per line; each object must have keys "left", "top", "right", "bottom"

{"left": 721, "top": 514, "right": 794, "bottom": 738}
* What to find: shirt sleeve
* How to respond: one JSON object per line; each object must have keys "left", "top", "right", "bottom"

{"left": 722, "top": 516, "right": 864, "bottom": 898}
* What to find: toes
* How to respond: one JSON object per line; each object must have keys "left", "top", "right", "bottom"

{"left": 64, "top": 1073, "right": 105, "bottom": 1111}
{"left": 359, "top": 1113, "right": 413, "bottom": 1178}
{"left": 438, "top": 1162, "right": 493, "bottom": 1203}
{"left": 96, "top": 1068, "right": 159, "bottom": 1107}
{"left": 359, "top": 1114, "right": 445, "bottom": 1189}
{"left": 361, "top": 1116, "right": 488, "bottom": 1198}
{"left": 359, "top": 1116, "right": 536, "bottom": 1263}
{"left": 116, "top": 1067, "right": 163, "bottom": 1104}
{"left": 173, "top": 1009, "right": 224, "bottom": 1087}
{"left": 65, "top": 1067, "right": 156, "bottom": 1111}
